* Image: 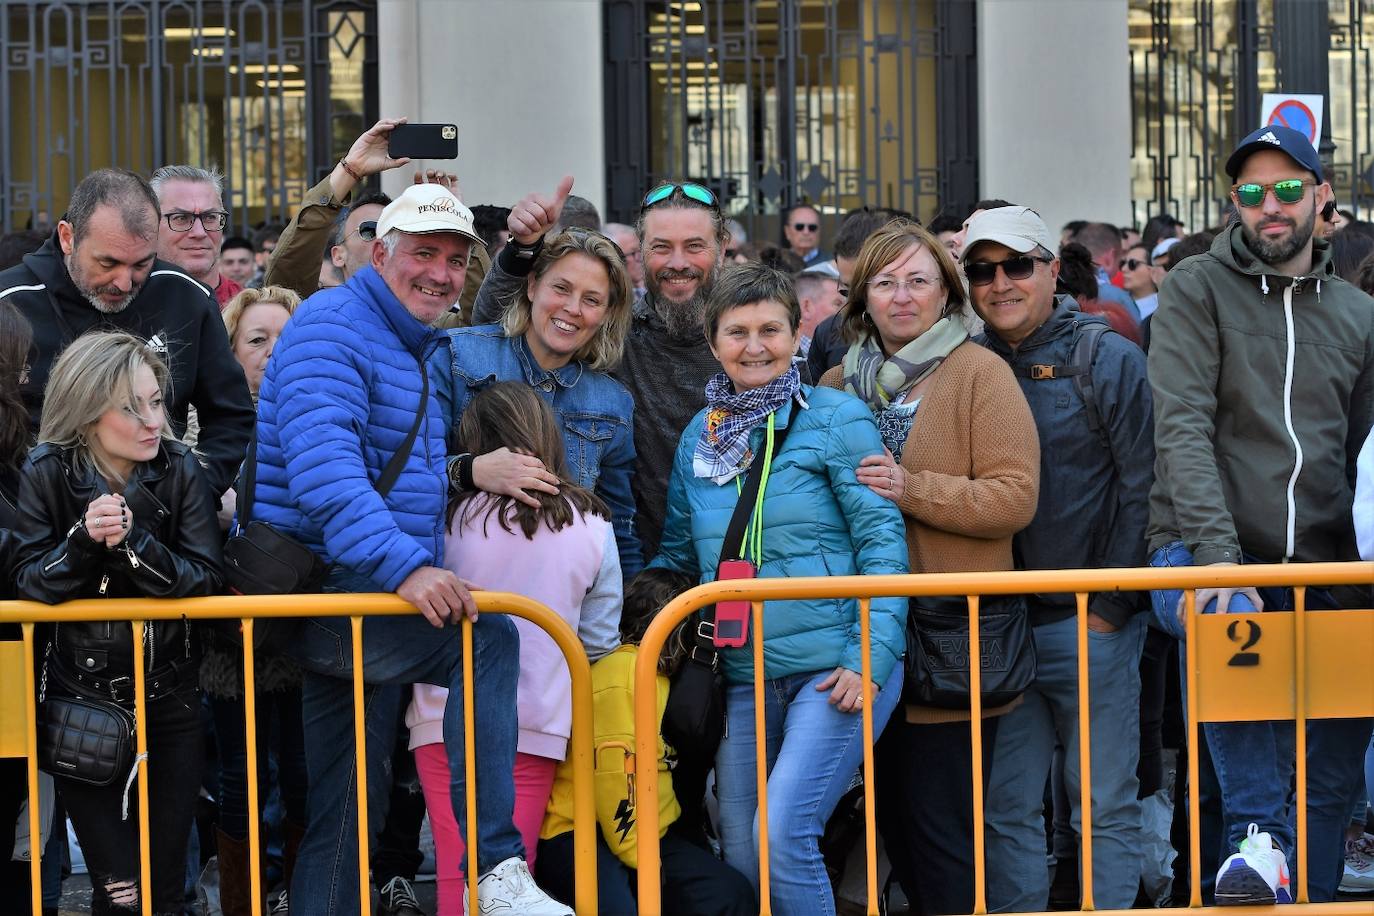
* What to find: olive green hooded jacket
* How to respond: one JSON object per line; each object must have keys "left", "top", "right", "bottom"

{"left": 1147, "top": 222, "right": 1374, "bottom": 565}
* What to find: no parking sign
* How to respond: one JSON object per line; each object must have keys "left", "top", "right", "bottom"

{"left": 1260, "top": 93, "right": 1324, "bottom": 152}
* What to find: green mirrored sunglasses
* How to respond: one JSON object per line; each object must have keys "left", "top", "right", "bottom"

{"left": 1232, "top": 179, "right": 1313, "bottom": 208}
{"left": 641, "top": 182, "right": 719, "bottom": 211}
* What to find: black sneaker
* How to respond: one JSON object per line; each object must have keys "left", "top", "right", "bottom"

{"left": 269, "top": 890, "right": 290, "bottom": 915}
{"left": 377, "top": 876, "right": 426, "bottom": 916}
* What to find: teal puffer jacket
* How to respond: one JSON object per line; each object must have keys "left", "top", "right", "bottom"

{"left": 650, "top": 386, "right": 909, "bottom": 686}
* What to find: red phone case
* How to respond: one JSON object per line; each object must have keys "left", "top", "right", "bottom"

{"left": 714, "top": 559, "right": 756, "bottom": 648}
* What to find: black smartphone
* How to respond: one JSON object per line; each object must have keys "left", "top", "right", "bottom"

{"left": 388, "top": 123, "right": 458, "bottom": 160}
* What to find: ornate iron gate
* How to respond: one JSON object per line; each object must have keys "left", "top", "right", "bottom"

{"left": 603, "top": 0, "right": 978, "bottom": 242}
{"left": 0, "top": 0, "right": 377, "bottom": 233}
{"left": 1130, "top": 0, "right": 1374, "bottom": 229}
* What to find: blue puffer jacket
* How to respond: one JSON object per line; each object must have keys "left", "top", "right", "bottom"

{"left": 650, "top": 386, "right": 909, "bottom": 685}
{"left": 253, "top": 267, "right": 447, "bottom": 591}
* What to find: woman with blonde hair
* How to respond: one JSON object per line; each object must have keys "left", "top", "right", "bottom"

{"left": 13, "top": 330, "right": 222, "bottom": 915}
{"left": 432, "top": 227, "right": 643, "bottom": 575}
{"left": 820, "top": 219, "right": 1040, "bottom": 914}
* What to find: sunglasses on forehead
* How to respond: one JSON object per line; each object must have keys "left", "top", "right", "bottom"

{"left": 1232, "top": 179, "right": 1315, "bottom": 208}
{"left": 642, "top": 182, "right": 719, "bottom": 211}
{"left": 964, "top": 254, "right": 1052, "bottom": 287}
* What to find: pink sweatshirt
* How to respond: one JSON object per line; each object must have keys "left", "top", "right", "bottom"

{"left": 407, "top": 497, "right": 622, "bottom": 760}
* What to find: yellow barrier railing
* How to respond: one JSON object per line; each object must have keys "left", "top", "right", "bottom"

{"left": 0, "top": 592, "right": 599, "bottom": 916}
{"left": 632, "top": 563, "right": 1374, "bottom": 916}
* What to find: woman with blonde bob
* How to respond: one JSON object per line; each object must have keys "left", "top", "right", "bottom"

{"left": 221, "top": 285, "right": 301, "bottom": 397}
{"left": 432, "top": 227, "right": 643, "bottom": 575}
{"left": 13, "top": 331, "right": 222, "bottom": 915}
{"left": 820, "top": 220, "right": 1040, "bottom": 915}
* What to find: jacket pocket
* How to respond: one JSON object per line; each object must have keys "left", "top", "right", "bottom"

{"left": 562, "top": 413, "right": 618, "bottom": 488}
{"left": 66, "top": 647, "right": 109, "bottom": 674}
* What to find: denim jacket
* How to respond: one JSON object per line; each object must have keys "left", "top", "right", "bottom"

{"left": 432, "top": 325, "right": 643, "bottom": 578}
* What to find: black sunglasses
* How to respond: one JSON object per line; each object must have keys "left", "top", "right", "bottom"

{"left": 792, "top": 222, "right": 819, "bottom": 232}
{"left": 964, "top": 254, "right": 1052, "bottom": 286}
{"left": 346, "top": 219, "right": 378, "bottom": 242}
{"left": 1120, "top": 258, "right": 1146, "bottom": 271}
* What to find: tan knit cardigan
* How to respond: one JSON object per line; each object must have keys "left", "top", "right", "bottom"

{"left": 821, "top": 340, "right": 1041, "bottom": 723}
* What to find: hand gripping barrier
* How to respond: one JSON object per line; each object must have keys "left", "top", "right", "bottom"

{"left": 0, "top": 592, "right": 599, "bottom": 916}
{"left": 630, "top": 563, "right": 1374, "bottom": 916}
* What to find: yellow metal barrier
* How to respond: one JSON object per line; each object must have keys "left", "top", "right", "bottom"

{"left": 0, "top": 592, "right": 600, "bottom": 916}
{"left": 632, "top": 563, "right": 1374, "bottom": 916}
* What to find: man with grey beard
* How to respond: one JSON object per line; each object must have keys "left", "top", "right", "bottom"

{"left": 470, "top": 179, "right": 725, "bottom": 556}
{"left": 0, "top": 168, "right": 253, "bottom": 495}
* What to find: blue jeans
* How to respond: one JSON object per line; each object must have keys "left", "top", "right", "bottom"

{"left": 714, "top": 665, "right": 902, "bottom": 916}
{"left": 984, "top": 613, "right": 1146, "bottom": 911}
{"left": 1148, "top": 540, "right": 1374, "bottom": 901}
{"left": 290, "top": 567, "right": 522, "bottom": 914}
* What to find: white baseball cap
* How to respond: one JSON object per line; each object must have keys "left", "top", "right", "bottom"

{"left": 375, "top": 184, "right": 483, "bottom": 247}
{"left": 961, "top": 206, "right": 1057, "bottom": 259}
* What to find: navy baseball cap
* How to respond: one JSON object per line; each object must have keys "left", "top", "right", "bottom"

{"left": 1226, "top": 125, "right": 1324, "bottom": 183}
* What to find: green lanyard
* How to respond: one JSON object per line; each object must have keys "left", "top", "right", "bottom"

{"left": 733, "top": 412, "right": 776, "bottom": 566}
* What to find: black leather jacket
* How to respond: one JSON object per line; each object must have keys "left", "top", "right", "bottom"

{"left": 12, "top": 440, "right": 223, "bottom": 688}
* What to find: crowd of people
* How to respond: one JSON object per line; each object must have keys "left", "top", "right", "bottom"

{"left": 0, "top": 116, "right": 1371, "bottom": 916}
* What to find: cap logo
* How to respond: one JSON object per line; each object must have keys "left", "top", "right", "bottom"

{"left": 417, "top": 199, "right": 458, "bottom": 215}
{"left": 1258, "top": 131, "right": 1280, "bottom": 145}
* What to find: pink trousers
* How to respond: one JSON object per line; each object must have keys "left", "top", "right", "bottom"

{"left": 413, "top": 744, "right": 558, "bottom": 916}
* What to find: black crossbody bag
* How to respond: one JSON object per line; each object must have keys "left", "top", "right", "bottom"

{"left": 660, "top": 416, "right": 795, "bottom": 758}
{"left": 218, "top": 368, "right": 429, "bottom": 654}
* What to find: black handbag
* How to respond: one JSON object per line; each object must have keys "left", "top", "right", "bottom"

{"left": 661, "top": 415, "right": 795, "bottom": 758}
{"left": 902, "top": 594, "right": 1037, "bottom": 710}
{"left": 218, "top": 368, "right": 429, "bottom": 654}
{"left": 35, "top": 650, "right": 135, "bottom": 788}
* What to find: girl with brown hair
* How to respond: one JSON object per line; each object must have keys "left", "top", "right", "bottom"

{"left": 406, "top": 382, "right": 622, "bottom": 915}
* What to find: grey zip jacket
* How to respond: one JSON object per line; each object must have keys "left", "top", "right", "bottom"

{"left": 1147, "top": 223, "right": 1374, "bottom": 565}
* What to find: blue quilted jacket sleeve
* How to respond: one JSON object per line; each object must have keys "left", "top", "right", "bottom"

{"left": 274, "top": 309, "right": 432, "bottom": 591}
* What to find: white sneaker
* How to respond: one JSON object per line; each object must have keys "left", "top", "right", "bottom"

{"left": 1340, "top": 834, "right": 1374, "bottom": 893}
{"left": 1216, "top": 823, "right": 1293, "bottom": 905}
{"left": 476, "top": 856, "right": 572, "bottom": 915}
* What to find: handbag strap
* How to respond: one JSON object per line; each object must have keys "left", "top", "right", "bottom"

{"left": 236, "top": 355, "right": 431, "bottom": 527}
{"left": 698, "top": 402, "right": 799, "bottom": 642}
{"left": 376, "top": 361, "right": 429, "bottom": 498}
{"left": 720, "top": 406, "right": 796, "bottom": 564}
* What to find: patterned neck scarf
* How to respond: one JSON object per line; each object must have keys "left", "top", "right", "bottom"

{"left": 841, "top": 315, "right": 967, "bottom": 411}
{"left": 693, "top": 365, "right": 802, "bottom": 484}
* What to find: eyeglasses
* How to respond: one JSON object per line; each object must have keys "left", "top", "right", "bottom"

{"left": 642, "top": 182, "right": 719, "bottom": 211}
{"left": 345, "top": 219, "right": 378, "bottom": 243}
{"left": 162, "top": 210, "right": 228, "bottom": 232}
{"left": 964, "top": 254, "right": 1052, "bottom": 286}
{"left": 867, "top": 275, "right": 941, "bottom": 299}
{"left": 1232, "top": 179, "right": 1314, "bottom": 208}
{"left": 1120, "top": 258, "right": 1146, "bottom": 271}
{"left": 792, "top": 222, "right": 819, "bottom": 232}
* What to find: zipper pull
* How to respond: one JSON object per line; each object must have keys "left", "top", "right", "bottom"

{"left": 98, "top": 574, "right": 110, "bottom": 595}
{"left": 125, "top": 546, "right": 140, "bottom": 568}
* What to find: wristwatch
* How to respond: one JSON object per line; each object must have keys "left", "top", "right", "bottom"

{"left": 447, "top": 453, "right": 475, "bottom": 492}
{"left": 507, "top": 236, "right": 543, "bottom": 261}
